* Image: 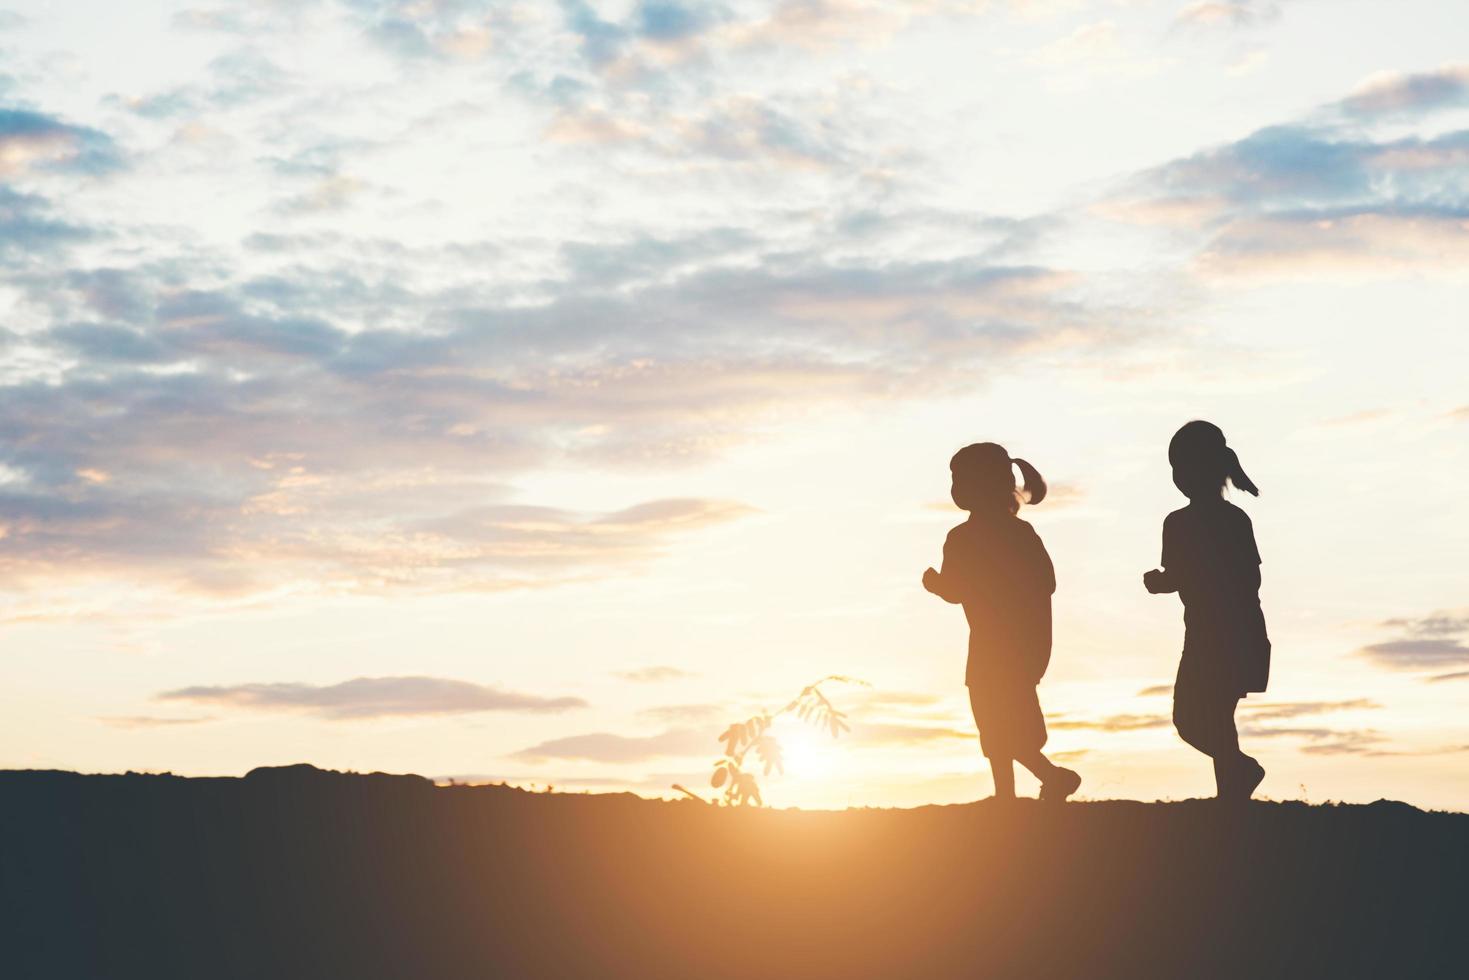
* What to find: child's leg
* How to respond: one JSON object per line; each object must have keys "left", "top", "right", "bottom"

{"left": 1014, "top": 749, "right": 1057, "bottom": 781}
{"left": 1017, "top": 748, "right": 1082, "bottom": 800}
{"left": 1177, "top": 683, "right": 1257, "bottom": 796}
{"left": 990, "top": 757, "right": 1016, "bottom": 799}
{"left": 1174, "top": 683, "right": 1240, "bottom": 756}
{"left": 969, "top": 684, "right": 1015, "bottom": 799}
{"left": 1217, "top": 696, "right": 1265, "bottom": 799}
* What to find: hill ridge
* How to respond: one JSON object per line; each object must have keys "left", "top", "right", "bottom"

{"left": 3, "top": 766, "right": 1464, "bottom": 979}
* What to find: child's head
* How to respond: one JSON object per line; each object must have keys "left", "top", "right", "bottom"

{"left": 1168, "top": 420, "right": 1259, "bottom": 501}
{"left": 949, "top": 442, "right": 1047, "bottom": 515}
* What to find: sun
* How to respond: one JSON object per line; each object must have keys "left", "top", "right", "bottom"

{"left": 778, "top": 725, "right": 834, "bottom": 778}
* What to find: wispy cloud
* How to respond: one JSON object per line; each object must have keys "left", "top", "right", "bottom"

{"left": 1046, "top": 698, "right": 1379, "bottom": 736}
{"left": 511, "top": 726, "right": 708, "bottom": 762}
{"left": 1048, "top": 712, "right": 1171, "bottom": 732}
{"left": 0, "top": 107, "right": 122, "bottom": 177}
{"left": 97, "top": 714, "right": 212, "bottom": 729}
{"left": 1238, "top": 699, "right": 1380, "bottom": 722}
{"left": 853, "top": 722, "right": 974, "bottom": 746}
{"left": 637, "top": 702, "right": 725, "bottom": 723}
{"left": 616, "top": 666, "right": 697, "bottom": 683}
{"left": 1240, "top": 726, "right": 1388, "bottom": 756}
{"left": 1337, "top": 64, "right": 1469, "bottom": 118}
{"left": 157, "top": 676, "right": 588, "bottom": 719}
{"left": 0, "top": 186, "right": 92, "bottom": 261}
{"left": 1097, "top": 77, "right": 1469, "bottom": 282}
{"left": 1361, "top": 612, "right": 1469, "bottom": 672}
{"left": 1173, "top": 1, "right": 1284, "bottom": 30}
{"left": 0, "top": 202, "right": 1111, "bottom": 603}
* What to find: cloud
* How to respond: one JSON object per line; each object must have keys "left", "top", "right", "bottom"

{"left": 1029, "top": 20, "right": 1123, "bottom": 69}
{"left": 1141, "top": 125, "right": 1375, "bottom": 209}
{"left": 1224, "top": 703, "right": 1389, "bottom": 756}
{"left": 1136, "top": 684, "right": 1172, "bottom": 697}
{"left": 173, "top": 1, "right": 492, "bottom": 66}
{"left": 1115, "top": 120, "right": 1469, "bottom": 228}
{"left": 853, "top": 722, "right": 973, "bottom": 746}
{"left": 97, "top": 715, "right": 212, "bottom": 729}
{"left": 0, "top": 108, "right": 122, "bottom": 177}
{"left": 1278, "top": 729, "right": 1386, "bottom": 755}
{"left": 1360, "top": 612, "right": 1469, "bottom": 672}
{"left": 616, "top": 665, "right": 697, "bottom": 682}
{"left": 0, "top": 374, "right": 754, "bottom": 592}
{"left": 1237, "top": 698, "right": 1380, "bottom": 722}
{"left": 1338, "top": 64, "right": 1469, "bottom": 118}
{"left": 1381, "top": 613, "right": 1469, "bottom": 637}
{"left": 157, "top": 676, "right": 588, "bottom": 719}
{"left": 852, "top": 690, "right": 944, "bottom": 709}
{"left": 511, "top": 726, "right": 709, "bottom": 762}
{"left": 1428, "top": 670, "right": 1469, "bottom": 683}
{"left": 560, "top": 0, "right": 629, "bottom": 68}
{"left": 0, "top": 209, "right": 1112, "bottom": 603}
{"left": 545, "top": 84, "right": 887, "bottom": 171}
{"left": 724, "top": 0, "right": 977, "bottom": 53}
{"left": 107, "top": 47, "right": 297, "bottom": 119}
{"left": 637, "top": 702, "right": 725, "bottom": 723}
{"left": 0, "top": 187, "right": 92, "bottom": 261}
{"left": 1361, "top": 638, "right": 1469, "bottom": 670}
{"left": 1101, "top": 90, "right": 1469, "bottom": 281}
{"left": 1196, "top": 207, "right": 1469, "bottom": 280}
{"left": 1048, "top": 712, "right": 1171, "bottom": 732}
{"left": 1173, "top": 1, "right": 1283, "bottom": 30}
{"left": 634, "top": 1, "right": 724, "bottom": 44}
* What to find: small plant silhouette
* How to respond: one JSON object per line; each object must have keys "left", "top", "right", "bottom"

{"left": 687, "top": 675, "right": 866, "bottom": 807}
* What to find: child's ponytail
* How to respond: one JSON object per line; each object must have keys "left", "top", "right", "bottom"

{"left": 1012, "top": 457, "right": 1048, "bottom": 505}
{"left": 1226, "top": 447, "right": 1259, "bottom": 497}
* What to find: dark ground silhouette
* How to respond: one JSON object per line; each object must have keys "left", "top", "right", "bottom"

{"left": 2, "top": 766, "right": 1464, "bottom": 979}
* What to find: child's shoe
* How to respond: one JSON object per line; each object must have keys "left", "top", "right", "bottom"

{"left": 1236, "top": 757, "right": 1265, "bottom": 800}
{"left": 1217, "top": 756, "right": 1265, "bottom": 801}
{"left": 1039, "top": 767, "right": 1082, "bottom": 802}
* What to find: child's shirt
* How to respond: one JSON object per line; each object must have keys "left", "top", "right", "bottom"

{"left": 1161, "top": 499, "right": 1270, "bottom": 693}
{"left": 940, "top": 513, "right": 1055, "bottom": 686}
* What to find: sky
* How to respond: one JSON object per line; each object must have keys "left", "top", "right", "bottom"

{"left": 1, "top": 0, "right": 1467, "bottom": 810}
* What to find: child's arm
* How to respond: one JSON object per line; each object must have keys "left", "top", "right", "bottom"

{"left": 1238, "top": 512, "right": 1263, "bottom": 591}
{"left": 922, "top": 567, "right": 964, "bottom": 603}
{"left": 1143, "top": 568, "right": 1176, "bottom": 594}
{"left": 1029, "top": 527, "right": 1056, "bottom": 596}
{"left": 1144, "top": 515, "right": 1178, "bottom": 594}
{"left": 922, "top": 531, "right": 966, "bottom": 604}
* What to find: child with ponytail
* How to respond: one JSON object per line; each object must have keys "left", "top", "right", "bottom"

{"left": 923, "top": 443, "right": 1082, "bottom": 802}
{"left": 1144, "top": 421, "right": 1271, "bottom": 801}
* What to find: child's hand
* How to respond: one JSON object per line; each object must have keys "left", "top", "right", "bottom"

{"left": 922, "top": 567, "right": 942, "bottom": 594}
{"left": 1143, "top": 568, "right": 1167, "bottom": 594}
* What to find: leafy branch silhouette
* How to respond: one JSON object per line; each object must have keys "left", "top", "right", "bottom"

{"left": 677, "top": 675, "right": 866, "bottom": 807}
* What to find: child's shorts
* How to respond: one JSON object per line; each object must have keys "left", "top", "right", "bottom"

{"left": 967, "top": 677, "right": 1047, "bottom": 760}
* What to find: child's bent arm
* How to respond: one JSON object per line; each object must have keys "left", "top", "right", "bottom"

{"left": 924, "top": 531, "right": 969, "bottom": 603}
{"left": 1143, "top": 568, "right": 1177, "bottom": 594}
{"left": 923, "top": 567, "right": 963, "bottom": 603}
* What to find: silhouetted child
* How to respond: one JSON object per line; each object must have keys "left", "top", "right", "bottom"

{"left": 923, "top": 443, "right": 1081, "bottom": 802}
{"left": 1144, "top": 421, "right": 1270, "bottom": 801}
